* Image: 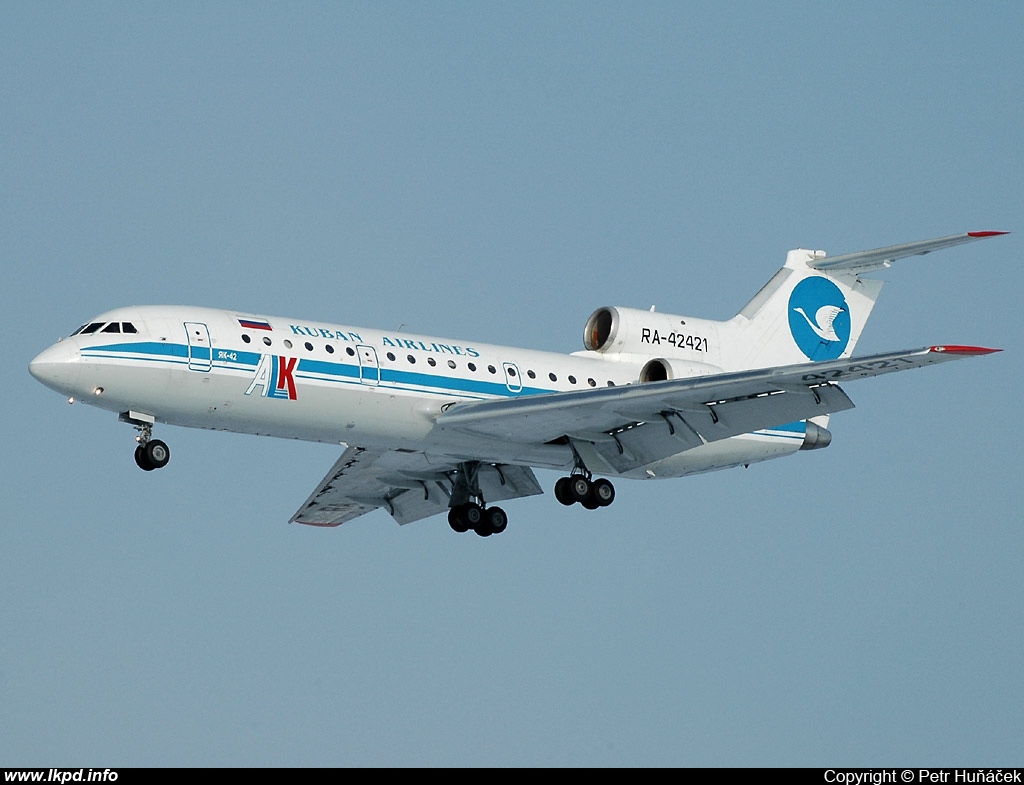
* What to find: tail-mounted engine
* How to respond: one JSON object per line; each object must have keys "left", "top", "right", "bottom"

{"left": 583, "top": 306, "right": 723, "bottom": 379}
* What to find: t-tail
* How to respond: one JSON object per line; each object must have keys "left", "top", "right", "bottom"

{"left": 722, "top": 231, "right": 1008, "bottom": 371}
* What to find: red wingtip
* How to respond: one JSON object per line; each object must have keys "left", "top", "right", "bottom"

{"left": 967, "top": 231, "right": 1010, "bottom": 237}
{"left": 929, "top": 345, "right": 1002, "bottom": 355}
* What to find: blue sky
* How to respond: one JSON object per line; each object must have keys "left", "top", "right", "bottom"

{"left": 3, "top": 2, "right": 1021, "bottom": 767}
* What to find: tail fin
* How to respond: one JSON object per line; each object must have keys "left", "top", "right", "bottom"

{"left": 724, "top": 231, "right": 1007, "bottom": 370}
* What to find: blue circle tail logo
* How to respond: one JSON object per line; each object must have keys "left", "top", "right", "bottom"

{"left": 788, "top": 276, "right": 851, "bottom": 360}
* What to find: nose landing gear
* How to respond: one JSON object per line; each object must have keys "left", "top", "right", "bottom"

{"left": 120, "top": 411, "right": 170, "bottom": 471}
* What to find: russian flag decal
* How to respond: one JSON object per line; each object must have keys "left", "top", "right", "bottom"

{"left": 238, "top": 318, "right": 273, "bottom": 331}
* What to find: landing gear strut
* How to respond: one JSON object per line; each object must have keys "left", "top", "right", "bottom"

{"left": 121, "top": 411, "right": 170, "bottom": 472}
{"left": 447, "top": 461, "right": 507, "bottom": 537}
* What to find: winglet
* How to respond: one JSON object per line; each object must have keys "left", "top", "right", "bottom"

{"left": 928, "top": 345, "right": 1002, "bottom": 355}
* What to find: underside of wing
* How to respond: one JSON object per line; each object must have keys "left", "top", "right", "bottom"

{"left": 290, "top": 446, "right": 543, "bottom": 527}
{"left": 433, "top": 345, "right": 998, "bottom": 473}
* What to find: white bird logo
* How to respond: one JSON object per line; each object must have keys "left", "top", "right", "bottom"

{"left": 792, "top": 305, "right": 846, "bottom": 342}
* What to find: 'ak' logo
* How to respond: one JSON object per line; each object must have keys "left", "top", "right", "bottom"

{"left": 245, "top": 355, "right": 298, "bottom": 400}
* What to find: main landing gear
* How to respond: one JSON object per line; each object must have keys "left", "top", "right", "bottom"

{"left": 552, "top": 442, "right": 616, "bottom": 510}
{"left": 447, "top": 461, "right": 508, "bottom": 537}
{"left": 448, "top": 502, "right": 508, "bottom": 538}
{"left": 553, "top": 474, "right": 616, "bottom": 510}
{"left": 446, "top": 456, "right": 617, "bottom": 536}
{"left": 122, "top": 412, "right": 171, "bottom": 472}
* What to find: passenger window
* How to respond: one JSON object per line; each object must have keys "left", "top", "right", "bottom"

{"left": 487, "top": 365, "right": 496, "bottom": 374}
{"left": 407, "top": 355, "right": 416, "bottom": 364}
{"left": 386, "top": 352, "right": 396, "bottom": 361}
{"left": 326, "top": 345, "right": 334, "bottom": 354}
{"left": 263, "top": 336, "right": 272, "bottom": 346}
{"left": 548, "top": 372, "right": 557, "bottom": 382}
{"left": 468, "top": 363, "right": 477, "bottom": 372}
{"left": 304, "top": 342, "right": 314, "bottom": 351}
{"left": 242, "top": 334, "right": 251, "bottom": 343}
{"left": 447, "top": 360, "right": 457, "bottom": 369}
{"left": 427, "top": 358, "right": 436, "bottom": 366}
{"left": 527, "top": 370, "right": 536, "bottom": 379}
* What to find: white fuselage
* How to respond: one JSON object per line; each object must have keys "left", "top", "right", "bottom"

{"left": 29, "top": 305, "right": 812, "bottom": 479}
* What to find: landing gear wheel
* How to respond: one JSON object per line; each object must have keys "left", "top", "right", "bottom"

{"left": 135, "top": 444, "right": 155, "bottom": 471}
{"left": 464, "top": 503, "right": 483, "bottom": 528}
{"left": 135, "top": 439, "right": 170, "bottom": 471}
{"left": 569, "top": 476, "right": 592, "bottom": 504}
{"left": 554, "top": 477, "right": 575, "bottom": 506}
{"left": 485, "top": 506, "right": 507, "bottom": 535}
{"left": 448, "top": 507, "right": 470, "bottom": 533}
{"left": 590, "top": 478, "right": 615, "bottom": 507}
{"left": 144, "top": 439, "right": 170, "bottom": 470}
{"left": 450, "top": 503, "right": 485, "bottom": 533}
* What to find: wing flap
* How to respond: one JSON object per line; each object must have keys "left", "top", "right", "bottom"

{"left": 582, "top": 383, "right": 854, "bottom": 472}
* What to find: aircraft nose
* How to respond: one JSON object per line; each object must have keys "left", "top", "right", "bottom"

{"left": 29, "top": 340, "right": 81, "bottom": 394}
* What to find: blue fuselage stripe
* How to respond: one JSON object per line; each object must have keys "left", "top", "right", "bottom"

{"left": 81, "top": 340, "right": 808, "bottom": 436}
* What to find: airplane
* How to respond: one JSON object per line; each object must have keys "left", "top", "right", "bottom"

{"left": 29, "top": 231, "right": 1006, "bottom": 536}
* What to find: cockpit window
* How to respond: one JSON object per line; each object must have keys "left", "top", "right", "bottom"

{"left": 71, "top": 321, "right": 137, "bottom": 336}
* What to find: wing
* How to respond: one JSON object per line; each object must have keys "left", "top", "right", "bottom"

{"left": 434, "top": 345, "right": 999, "bottom": 474}
{"left": 292, "top": 345, "right": 996, "bottom": 525}
{"left": 290, "top": 446, "right": 543, "bottom": 527}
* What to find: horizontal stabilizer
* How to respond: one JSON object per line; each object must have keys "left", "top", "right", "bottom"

{"left": 809, "top": 231, "right": 1008, "bottom": 273}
